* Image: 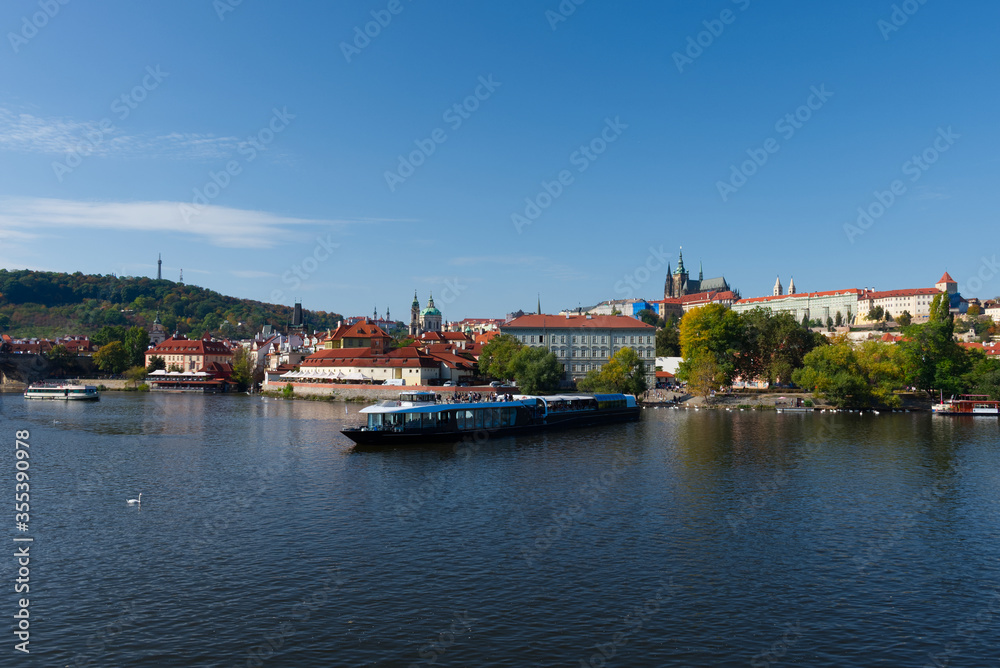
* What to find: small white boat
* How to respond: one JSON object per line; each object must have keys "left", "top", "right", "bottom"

{"left": 23, "top": 382, "right": 100, "bottom": 401}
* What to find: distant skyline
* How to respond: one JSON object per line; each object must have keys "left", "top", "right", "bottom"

{"left": 2, "top": 1, "right": 999, "bottom": 320}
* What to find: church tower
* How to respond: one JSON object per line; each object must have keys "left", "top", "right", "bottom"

{"left": 773, "top": 276, "right": 783, "bottom": 296}
{"left": 409, "top": 291, "right": 421, "bottom": 337}
{"left": 663, "top": 262, "right": 673, "bottom": 299}
{"left": 788, "top": 277, "right": 796, "bottom": 295}
{"left": 672, "top": 248, "right": 689, "bottom": 297}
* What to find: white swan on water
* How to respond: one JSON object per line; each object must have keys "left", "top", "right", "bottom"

{"left": 127, "top": 493, "right": 142, "bottom": 506}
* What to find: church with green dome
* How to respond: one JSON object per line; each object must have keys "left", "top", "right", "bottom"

{"left": 409, "top": 291, "right": 443, "bottom": 336}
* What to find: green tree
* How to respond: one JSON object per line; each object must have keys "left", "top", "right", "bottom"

{"left": 683, "top": 351, "right": 727, "bottom": 402}
{"left": 636, "top": 309, "right": 660, "bottom": 327}
{"left": 736, "top": 308, "right": 824, "bottom": 386}
{"left": 677, "top": 304, "right": 745, "bottom": 385}
{"left": 93, "top": 341, "right": 131, "bottom": 374}
{"left": 577, "top": 347, "right": 647, "bottom": 395}
{"left": 230, "top": 346, "right": 259, "bottom": 392}
{"left": 655, "top": 317, "right": 681, "bottom": 357}
{"left": 835, "top": 311, "right": 843, "bottom": 327}
{"left": 124, "top": 365, "right": 147, "bottom": 388}
{"left": 898, "top": 303, "right": 969, "bottom": 395}
{"left": 0, "top": 313, "right": 10, "bottom": 331}
{"left": 392, "top": 336, "right": 415, "bottom": 350}
{"left": 45, "top": 344, "right": 74, "bottom": 376}
{"left": 123, "top": 326, "right": 150, "bottom": 368}
{"left": 167, "top": 363, "right": 183, "bottom": 372}
{"left": 792, "top": 337, "right": 905, "bottom": 408}
{"left": 479, "top": 334, "right": 525, "bottom": 381}
{"left": 867, "top": 306, "right": 885, "bottom": 323}
{"left": 92, "top": 325, "right": 127, "bottom": 348}
{"left": 897, "top": 311, "right": 912, "bottom": 327}
{"left": 967, "top": 303, "right": 982, "bottom": 317}
{"left": 508, "top": 346, "right": 562, "bottom": 394}
{"left": 146, "top": 355, "right": 166, "bottom": 373}
{"left": 929, "top": 293, "right": 951, "bottom": 322}
{"left": 965, "top": 351, "right": 1000, "bottom": 399}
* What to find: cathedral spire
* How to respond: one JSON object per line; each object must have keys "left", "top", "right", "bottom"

{"left": 675, "top": 247, "right": 685, "bottom": 275}
{"left": 699, "top": 260, "right": 703, "bottom": 282}
{"left": 773, "top": 275, "right": 783, "bottom": 296}
{"left": 788, "top": 276, "right": 796, "bottom": 295}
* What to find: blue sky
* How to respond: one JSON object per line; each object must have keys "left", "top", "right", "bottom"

{"left": 1, "top": 0, "right": 998, "bottom": 322}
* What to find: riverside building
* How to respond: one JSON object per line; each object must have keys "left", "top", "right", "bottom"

{"left": 500, "top": 314, "right": 655, "bottom": 385}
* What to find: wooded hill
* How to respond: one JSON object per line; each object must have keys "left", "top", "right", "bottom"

{"left": 0, "top": 269, "right": 343, "bottom": 339}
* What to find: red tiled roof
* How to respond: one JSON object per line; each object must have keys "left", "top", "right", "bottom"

{"left": 862, "top": 288, "right": 940, "bottom": 301}
{"left": 146, "top": 337, "right": 233, "bottom": 357}
{"left": 960, "top": 342, "right": 1000, "bottom": 356}
{"left": 735, "top": 289, "right": 862, "bottom": 306}
{"left": 504, "top": 314, "right": 654, "bottom": 330}
{"left": 303, "top": 348, "right": 374, "bottom": 363}
{"left": 323, "top": 321, "right": 391, "bottom": 343}
{"left": 938, "top": 272, "right": 956, "bottom": 284}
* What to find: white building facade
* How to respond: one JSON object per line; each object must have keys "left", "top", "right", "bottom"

{"left": 501, "top": 314, "right": 656, "bottom": 384}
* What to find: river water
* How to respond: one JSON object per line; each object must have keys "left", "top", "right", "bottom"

{"left": 3, "top": 393, "right": 1000, "bottom": 667}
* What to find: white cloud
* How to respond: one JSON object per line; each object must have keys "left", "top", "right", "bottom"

{"left": 0, "top": 197, "right": 360, "bottom": 249}
{"left": 0, "top": 107, "right": 239, "bottom": 160}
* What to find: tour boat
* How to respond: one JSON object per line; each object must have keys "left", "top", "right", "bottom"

{"left": 931, "top": 394, "right": 1000, "bottom": 416}
{"left": 23, "top": 382, "right": 100, "bottom": 401}
{"left": 341, "top": 391, "right": 640, "bottom": 445}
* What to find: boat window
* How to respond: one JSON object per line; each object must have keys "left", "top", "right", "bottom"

{"left": 405, "top": 412, "right": 422, "bottom": 429}
{"left": 475, "top": 409, "right": 484, "bottom": 430}
{"left": 368, "top": 413, "right": 384, "bottom": 429}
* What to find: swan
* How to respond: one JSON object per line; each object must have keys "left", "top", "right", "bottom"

{"left": 127, "top": 493, "right": 142, "bottom": 506}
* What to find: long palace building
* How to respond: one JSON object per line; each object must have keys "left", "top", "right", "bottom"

{"left": 730, "top": 272, "right": 964, "bottom": 324}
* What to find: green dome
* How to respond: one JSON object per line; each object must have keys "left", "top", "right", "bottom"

{"left": 420, "top": 292, "right": 440, "bottom": 316}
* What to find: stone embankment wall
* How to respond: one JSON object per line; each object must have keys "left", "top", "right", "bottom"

{"left": 264, "top": 383, "right": 494, "bottom": 402}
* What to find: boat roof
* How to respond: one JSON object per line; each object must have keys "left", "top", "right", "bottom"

{"left": 358, "top": 393, "right": 634, "bottom": 414}
{"left": 360, "top": 399, "right": 539, "bottom": 414}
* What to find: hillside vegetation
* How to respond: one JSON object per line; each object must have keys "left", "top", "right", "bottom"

{"left": 0, "top": 269, "right": 342, "bottom": 339}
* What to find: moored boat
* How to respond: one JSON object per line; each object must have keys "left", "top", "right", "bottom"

{"left": 932, "top": 394, "right": 1000, "bottom": 416}
{"left": 341, "top": 392, "right": 640, "bottom": 445}
{"left": 23, "top": 382, "right": 100, "bottom": 401}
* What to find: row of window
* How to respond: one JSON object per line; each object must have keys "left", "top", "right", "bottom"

{"left": 515, "top": 334, "right": 652, "bottom": 345}
{"left": 368, "top": 407, "right": 518, "bottom": 431}
{"left": 556, "top": 348, "right": 654, "bottom": 358}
